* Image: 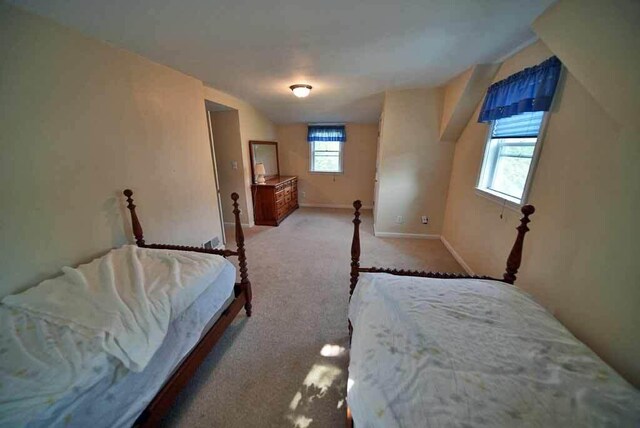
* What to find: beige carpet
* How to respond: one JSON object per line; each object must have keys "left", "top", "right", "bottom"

{"left": 160, "top": 207, "right": 463, "bottom": 428}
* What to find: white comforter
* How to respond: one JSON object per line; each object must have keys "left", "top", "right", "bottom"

{"left": 0, "top": 262, "right": 236, "bottom": 428}
{"left": 348, "top": 273, "right": 640, "bottom": 427}
{"left": 2, "top": 245, "right": 228, "bottom": 372}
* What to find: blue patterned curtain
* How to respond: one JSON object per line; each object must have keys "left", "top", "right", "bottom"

{"left": 478, "top": 56, "right": 562, "bottom": 123}
{"left": 307, "top": 125, "right": 346, "bottom": 142}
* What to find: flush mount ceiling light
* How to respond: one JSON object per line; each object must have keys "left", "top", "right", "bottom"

{"left": 290, "top": 84, "right": 312, "bottom": 98}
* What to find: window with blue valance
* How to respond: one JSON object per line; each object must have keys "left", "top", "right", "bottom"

{"left": 307, "top": 125, "right": 346, "bottom": 142}
{"left": 478, "top": 56, "right": 562, "bottom": 123}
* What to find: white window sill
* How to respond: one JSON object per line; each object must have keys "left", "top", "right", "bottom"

{"left": 308, "top": 170, "right": 343, "bottom": 175}
{"left": 474, "top": 188, "right": 524, "bottom": 212}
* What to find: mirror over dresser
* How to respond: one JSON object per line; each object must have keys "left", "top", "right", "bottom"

{"left": 249, "top": 141, "right": 298, "bottom": 226}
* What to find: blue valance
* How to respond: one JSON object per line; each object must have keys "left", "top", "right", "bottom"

{"left": 307, "top": 125, "right": 346, "bottom": 142}
{"left": 478, "top": 56, "right": 562, "bottom": 123}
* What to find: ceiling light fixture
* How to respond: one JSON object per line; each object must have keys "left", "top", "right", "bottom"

{"left": 290, "top": 84, "right": 312, "bottom": 98}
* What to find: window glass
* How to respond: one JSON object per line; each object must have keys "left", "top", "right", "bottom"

{"left": 310, "top": 141, "right": 342, "bottom": 173}
{"left": 477, "top": 112, "right": 544, "bottom": 204}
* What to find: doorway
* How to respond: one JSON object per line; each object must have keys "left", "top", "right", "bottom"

{"left": 204, "top": 100, "right": 242, "bottom": 245}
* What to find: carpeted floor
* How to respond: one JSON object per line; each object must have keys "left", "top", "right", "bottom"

{"left": 160, "top": 207, "right": 463, "bottom": 428}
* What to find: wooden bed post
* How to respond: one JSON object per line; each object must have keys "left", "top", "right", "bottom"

{"left": 232, "top": 193, "right": 252, "bottom": 317}
{"left": 123, "top": 189, "right": 146, "bottom": 247}
{"left": 503, "top": 204, "right": 535, "bottom": 284}
{"left": 118, "top": 188, "right": 253, "bottom": 426}
{"left": 350, "top": 200, "right": 362, "bottom": 296}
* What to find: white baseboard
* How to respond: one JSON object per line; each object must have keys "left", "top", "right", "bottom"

{"left": 440, "top": 235, "right": 474, "bottom": 275}
{"left": 374, "top": 231, "right": 441, "bottom": 240}
{"left": 299, "top": 203, "right": 373, "bottom": 210}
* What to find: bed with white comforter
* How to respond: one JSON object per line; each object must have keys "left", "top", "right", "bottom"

{"left": 348, "top": 273, "right": 640, "bottom": 427}
{"left": 0, "top": 245, "right": 236, "bottom": 427}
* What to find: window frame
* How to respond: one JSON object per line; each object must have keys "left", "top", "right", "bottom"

{"left": 309, "top": 140, "right": 344, "bottom": 174}
{"left": 475, "top": 112, "right": 549, "bottom": 210}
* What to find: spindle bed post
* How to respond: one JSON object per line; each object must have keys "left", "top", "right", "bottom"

{"left": 350, "top": 200, "right": 362, "bottom": 296}
{"left": 232, "top": 192, "right": 252, "bottom": 317}
{"left": 348, "top": 200, "right": 536, "bottom": 293}
{"left": 121, "top": 188, "right": 253, "bottom": 427}
{"left": 503, "top": 204, "right": 535, "bottom": 284}
{"left": 346, "top": 200, "right": 536, "bottom": 428}
{"left": 123, "top": 189, "right": 145, "bottom": 246}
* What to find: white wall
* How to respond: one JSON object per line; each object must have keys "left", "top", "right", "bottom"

{"left": 441, "top": 40, "right": 640, "bottom": 386}
{"left": 376, "top": 88, "right": 455, "bottom": 236}
{"left": 440, "top": 64, "right": 500, "bottom": 143}
{"left": 0, "top": 4, "right": 222, "bottom": 296}
{"left": 440, "top": 68, "right": 473, "bottom": 139}
{"left": 533, "top": 0, "right": 640, "bottom": 128}
{"left": 277, "top": 123, "right": 378, "bottom": 208}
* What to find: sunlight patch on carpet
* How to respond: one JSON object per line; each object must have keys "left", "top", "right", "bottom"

{"left": 286, "top": 362, "right": 343, "bottom": 427}
{"left": 320, "top": 344, "right": 346, "bottom": 357}
{"left": 303, "top": 364, "right": 341, "bottom": 396}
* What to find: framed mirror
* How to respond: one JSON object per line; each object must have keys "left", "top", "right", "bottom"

{"left": 249, "top": 140, "right": 280, "bottom": 184}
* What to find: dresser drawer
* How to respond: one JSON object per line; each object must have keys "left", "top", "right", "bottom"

{"left": 252, "top": 177, "right": 298, "bottom": 226}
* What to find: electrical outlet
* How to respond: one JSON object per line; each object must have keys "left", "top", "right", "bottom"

{"left": 231, "top": 160, "right": 238, "bottom": 170}
{"left": 301, "top": 191, "right": 306, "bottom": 198}
{"left": 396, "top": 215, "right": 404, "bottom": 224}
{"left": 421, "top": 216, "right": 429, "bottom": 224}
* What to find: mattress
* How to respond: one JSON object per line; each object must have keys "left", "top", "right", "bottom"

{"left": 348, "top": 273, "right": 640, "bottom": 427}
{"left": 0, "top": 261, "right": 237, "bottom": 428}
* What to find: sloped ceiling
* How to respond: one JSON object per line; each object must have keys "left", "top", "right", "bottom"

{"left": 533, "top": 0, "right": 640, "bottom": 129}
{"left": 10, "top": 0, "right": 555, "bottom": 123}
{"left": 440, "top": 63, "right": 501, "bottom": 142}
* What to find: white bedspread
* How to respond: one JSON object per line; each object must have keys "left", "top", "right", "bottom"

{"left": 2, "top": 245, "right": 228, "bottom": 372}
{"left": 348, "top": 273, "right": 640, "bottom": 427}
{"left": 0, "top": 261, "right": 236, "bottom": 427}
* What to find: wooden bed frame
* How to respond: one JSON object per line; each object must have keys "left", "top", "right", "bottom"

{"left": 122, "top": 189, "right": 252, "bottom": 427}
{"left": 346, "top": 200, "right": 535, "bottom": 427}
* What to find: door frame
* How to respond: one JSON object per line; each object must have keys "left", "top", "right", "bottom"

{"left": 206, "top": 110, "right": 227, "bottom": 246}
{"left": 373, "top": 112, "right": 384, "bottom": 228}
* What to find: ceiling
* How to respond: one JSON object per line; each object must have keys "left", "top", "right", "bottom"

{"left": 11, "top": 0, "right": 555, "bottom": 123}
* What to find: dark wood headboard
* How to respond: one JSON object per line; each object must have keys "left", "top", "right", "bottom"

{"left": 122, "top": 189, "right": 252, "bottom": 316}
{"left": 349, "top": 200, "right": 535, "bottom": 295}
{"left": 122, "top": 189, "right": 252, "bottom": 426}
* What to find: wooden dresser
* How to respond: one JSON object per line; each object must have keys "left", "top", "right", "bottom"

{"left": 251, "top": 176, "right": 298, "bottom": 226}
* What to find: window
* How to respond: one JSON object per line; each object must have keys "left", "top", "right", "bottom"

{"left": 477, "top": 111, "right": 545, "bottom": 205}
{"left": 309, "top": 140, "right": 343, "bottom": 173}
{"left": 307, "top": 125, "right": 345, "bottom": 173}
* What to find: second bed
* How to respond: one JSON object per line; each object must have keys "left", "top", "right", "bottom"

{"left": 346, "top": 201, "right": 640, "bottom": 427}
